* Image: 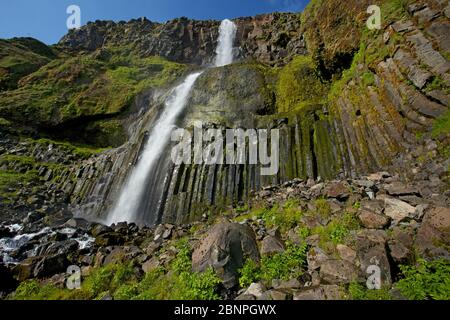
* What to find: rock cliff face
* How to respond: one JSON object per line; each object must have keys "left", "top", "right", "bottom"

{"left": 1, "top": 1, "right": 449, "bottom": 226}
{"left": 59, "top": 13, "right": 306, "bottom": 67}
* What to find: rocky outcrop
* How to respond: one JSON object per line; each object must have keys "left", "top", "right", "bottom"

{"left": 192, "top": 222, "right": 259, "bottom": 288}
{"left": 58, "top": 13, "right": 306, "bottom": 67}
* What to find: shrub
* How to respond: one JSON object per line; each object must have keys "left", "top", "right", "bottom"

{"left": 396, "top": 259, "right": 450, "bottom": 300}
{"left": 239, "top": 243, "right": 308, "bottom": 287}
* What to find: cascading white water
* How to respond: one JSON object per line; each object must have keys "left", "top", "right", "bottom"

{"left": 106, "top": 72, "right": 202, "bottom": 224}
{"left": 214, "top": 19, "right": 237, "bottom": 67}
{"left": 106, "top": 19, "right": 236, "bottom": 225}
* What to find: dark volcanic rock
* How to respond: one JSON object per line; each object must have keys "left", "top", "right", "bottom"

{"left": 58, "top": 13, "right": 306, "bottom": 67}
{"left": 415, "top": 207, "right": 450, "bottom": 260}
{"left": 192, "top": 222, "right": 259, "bottom": 289}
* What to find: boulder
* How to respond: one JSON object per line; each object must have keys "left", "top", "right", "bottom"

{"left": 95, "top": 232, "right": 124, "bottom": 247}
{"left": 33, "top": 254, "right": 69, "bottom": 279}
{"left": 307, "top": 247, "right": 329, "bottom": 271}
{"left": 336, "top": 244, "right": 356, "bottom": 264}
{"left": 319, "top": 260, "right": 360, "bottom": 284}
{"left": 358, "top": 209, "right": 390, "bottom": 229}
{"left": 142, "top": 257, "right": 161, "bottom": 273}
{"left": 354, "top": 230, "right": 391, "bottom": 286}
{"left": 260, "top": 235, "right": 285, "bottom": 256}
{"left": 268, "top": 290, "right": 289, "bottom": 300}
{"left": 272, "top": 278, "right": 301, "bottom": 291}
{"left": 192, "top": 222, "right": 259, "bottom": 289}
{"left": 384, "top": 182, "right": 419, "bottom": 196}
{"left": 90, "top": 224, "right": 112, "bottom": 237}
{"left": 326, "top": 182, "right": 350, "bottom": 200}
{"left": 293, "top": 285, "right": 343, "bottom": 300}
{"left": 244, "top": 283, "right": 266, "bottom": 298}
{"left": 378, "top": 195, "right": 415, "bottom": 224}
{"left": 415, "top": 207, "right": 450, "bottom": 259}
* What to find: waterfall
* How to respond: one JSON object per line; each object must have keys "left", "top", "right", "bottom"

{"left": 106, "top": 19, "right": 237, "bottom": 225}
{"left": 214, "top": 19, "right": 237, "bottom": 67}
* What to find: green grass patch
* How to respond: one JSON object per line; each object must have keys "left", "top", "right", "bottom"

{"left": 432, "top": 109, "right": 450, "bottom": 138}
{"left": 12, "top": 239, "right": 221, "bottom": 300}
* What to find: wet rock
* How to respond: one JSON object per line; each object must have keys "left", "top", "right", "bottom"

{"left": 90, "top": 224, "right": 112, "bottom": 237}
{"left": 293, "top": 285, "right": 343, "bottom": 300}
{"left": 64, "top": 218, "right": 92, "bottom": 230}
{"left": 192, "top": 222, "right": 259, "bottom": 289}
{"left": 95, "top": 232, "right": 124, "bottom": 247}
{"left": 33, "top": 254, "right": 69, "bottom": 279}
{"left": 358, "top": 209, "right": 390, "bottom": 229}
{"left": 0, "top": 226, "right": 15, "bottom": 238}
{"left": 162, "top": 228, "right": 172, "bottom": 240}
{"left": 319, "top": 260, "right": 360, "bottom": 285}
{"left": 260, "top": 235, "right": 285, "bottom": 256}
{"left": 23, "top": 211, "right": 44, "bottom": 224}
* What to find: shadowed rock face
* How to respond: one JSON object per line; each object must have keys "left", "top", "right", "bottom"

{"left": 58, "top": 13, "right": 306, "bottom": 67}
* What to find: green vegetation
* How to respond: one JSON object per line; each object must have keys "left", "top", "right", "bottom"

{"left": 432, "top": 109, "right": 450, "bottom": 138}
{"left": 381, "top": 0, "right": 411, "bottom": 23}
{"left": 12, "top": 240, "right": 221, "bottom": 300}
{"left": 396, "top": 259, "right": 450, "bottom": 300}
{"left": 28, "top": 138, "right": 108, "bottom": 159}
{"left": 0, "top": 46, "right": 187, "bottom": 127}
{"left": 0, "top": 170, "right": 39, "bottom": 196}
{"left": 311, "top": 212, "right": 360, "bottom": 251}
{"left": 239, "top": 243, "right": 308, "bottom": 287}
{"left": 0, "top": 38, "right": 56, "bottom": 91}
{"left": 238, "top": 200, "right": 304, "bottom": 233}
{"left": 275, "top": 55, "right": 328, "bottom": 113}
{"left": 348, "top": 282, "right": 393, "bottom": 300}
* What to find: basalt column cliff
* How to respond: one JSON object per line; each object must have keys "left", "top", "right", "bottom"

{"left": 0, "top": 0, "right": 449, "bottom": 301}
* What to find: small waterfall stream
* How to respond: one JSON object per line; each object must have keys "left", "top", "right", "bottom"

{"left": 106, "top": 19, "right": 237, "bottom": 225}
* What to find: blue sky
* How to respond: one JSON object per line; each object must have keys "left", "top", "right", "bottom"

{"left": 0, "top": 0, "right": 308, "bottom": 44}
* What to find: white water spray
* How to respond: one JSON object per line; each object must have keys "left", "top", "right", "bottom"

{"left": 214, "top": 19, "right": 237, "bottom": 67}
{"left": 106, "top": 73, "right": 202, "bottom": 224}
{"left": 107, "top": 19, "right": 236, "bottom": 225}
